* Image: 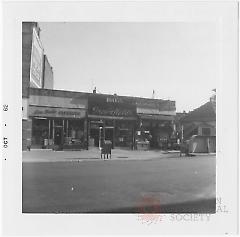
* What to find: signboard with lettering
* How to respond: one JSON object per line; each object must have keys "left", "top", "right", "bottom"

{"left": 137, "top": 107, "right": 176, "bottom": 116}
{"left": 88, "top": 94, "right": 136, "bottom": 117}
{"left": 29, "top": 106, "right": 86, "bottom": 118}
{"left": 136, "top": 98, "right": 176, "bottom": 112}
{"left": 29, "top": 95, "right": 87, "bottom": 109}
{"left": 30, "top": 27, "right": 44, "bottom": 88}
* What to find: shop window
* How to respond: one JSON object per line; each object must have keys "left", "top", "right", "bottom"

{"left": 115, "top": 120, "right": 133, "bottom": 147}
{"left": 32, "top": 118, "right": 49, "bottom": 147}
{"left": 65, "top": 119, "right": 84, "bottom": 145}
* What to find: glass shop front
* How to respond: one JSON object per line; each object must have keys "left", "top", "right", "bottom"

{"left": 136, "top": 118, "right": 174, "bottom": 149}
{"left": 30, "top": 106, "right": 87, "bottom": 149}
{"left": 31, "top": 117, "right": 86, "bottom": 149}
{"left": 88, "top": 94, "right": 136, "bottom": 149}
{"left": 88, "top": 118, "right": 135, "bottom": 149}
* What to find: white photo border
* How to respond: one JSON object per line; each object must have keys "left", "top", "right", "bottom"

{"left": 1, "top": 1, "right": 239, "bottom": 235}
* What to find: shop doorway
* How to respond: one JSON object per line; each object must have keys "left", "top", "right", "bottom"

{"left": 54, "top": 127, "right": 63, "bottom": 146}
{"left": 89, "top": 120, "right": 104, "bottom": 147}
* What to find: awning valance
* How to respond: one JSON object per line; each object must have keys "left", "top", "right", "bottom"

{"left": 138, "top": 114, "right": 174, "bottom": 121}
{"left": 88, "top": 115, "right": 137, "bottom": 120}
{"left": 137, "top": 107, "right": 176, "bottom": 116}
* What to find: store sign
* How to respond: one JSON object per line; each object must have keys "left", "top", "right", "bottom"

{"left": 137, "top": 107, "right": 176, "bottom": 116}
{"left": 29, "top": 106, "right": 86, "bottom": 118}
{"left": 91, "top": 106, "right": 134, "bottom": 117}
{"left": 136, "top": 99, "right": 176, "bottom": 112}
{"left": 30, "top": 28, "right": 43, "bottom": 88}
{"left": 106, "top": 97, "right": 123, "bottom": 103}
{"left": 29, "top": 95, "right": 87, "bottom": 109}
{"left": 139, "top": 114, "right": 174, "bottom": 121}
{"left": 88, "top": 94, "right": 136, "bottom": 117}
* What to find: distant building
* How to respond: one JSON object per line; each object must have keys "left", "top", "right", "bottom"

{"left": 179, "top": 100, "right": 216, "bottom": 140}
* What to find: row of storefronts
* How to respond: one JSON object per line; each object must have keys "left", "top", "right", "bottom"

{"left": 21, "top": 22, "right": 177, "bottom": 151}
{"left": 21, "top": 22, "right": 216, "bottom": 152}
{"left": 22, "top": 88, "right": 176, "bottom": 150}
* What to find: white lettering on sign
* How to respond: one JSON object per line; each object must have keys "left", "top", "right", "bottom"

{"left": 106, "top": 97, "right": 123, "bottom": 103}
{"left": 29, "top": 106, "right": 86, "bottom": 118}
{"left": 92, "top": 106, "right": 133, "bottom": 117}
{"left": 137, "top": 107, "right": 176, "bottom": 116}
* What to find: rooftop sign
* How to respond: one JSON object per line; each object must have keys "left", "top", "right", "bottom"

{"left": 30, "top": 27, "right": 44, "bottom": 88}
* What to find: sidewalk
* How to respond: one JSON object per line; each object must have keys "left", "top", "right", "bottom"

{"left": 22, "top": 148, "right": 215, "bottom": 163}
{"left": 22, "top": 148, "right": 180, "bottom": 162}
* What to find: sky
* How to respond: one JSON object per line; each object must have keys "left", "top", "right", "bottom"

{"left": 39, "top": 22, "right": 217, "bottom": 112}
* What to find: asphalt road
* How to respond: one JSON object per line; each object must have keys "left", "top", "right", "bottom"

{"left": 22, "top": 156, "right": 216, "bottom": 213}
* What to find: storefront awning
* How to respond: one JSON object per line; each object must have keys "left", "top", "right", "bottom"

{"left": 88, "top": 115, "right": 137, "bottom": 120}
{"left": 29, "top": 106, "right": 86, "bottom": 119}
{"left": 137, "top": 107, "right": 176, "bottom": 116}
{"left": 138, "top": 114, "right": 174, "bottom": 121}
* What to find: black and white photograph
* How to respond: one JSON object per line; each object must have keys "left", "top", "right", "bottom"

{"left": 22, "top": 21, "right": 217, "bottom": 214}
{"left": 1, "top": 1, "right": 239, "bottom": 235}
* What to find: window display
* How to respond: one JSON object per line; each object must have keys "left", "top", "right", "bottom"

{"left": 31, "top": 117, "right": 85, "bottom": 149}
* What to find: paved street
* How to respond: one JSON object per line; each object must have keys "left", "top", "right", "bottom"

{"left": 22, "top": 149, "right": 216, "bottom": 213}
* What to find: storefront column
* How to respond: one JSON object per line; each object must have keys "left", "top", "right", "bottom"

{"left": 112, "top": 120, "right": 115, "bottom": 149}
{"left": 48, "top": 119, "right": 51, "bottom": 139}
{"left": 66, "top": 119, "right": 69, "bottom": 137}
{"left": 103, "top": 120, "right": 106, "bottom": 140}
{"left": 88, "top": 120, "right": 91, "bottom": 147}
{"left": 84, "top": 118, "right": 88, "bottom": 150}
{"left": 181, "top": 125, "right": 184, "bottom": 141}
{"left": 62, "top": 120, "right": 65, "bottom": 146}
{"left": 99, "top": 127, "right": 104, "bottom": 148}
{"left": 53, "top": 119, "right": 55, "bottom": 144}
{"left": 132, "top": 126, "right": 135, "bottom": 150}
{"left": 133, "top": 122, "right": 137, "bottom": 150}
